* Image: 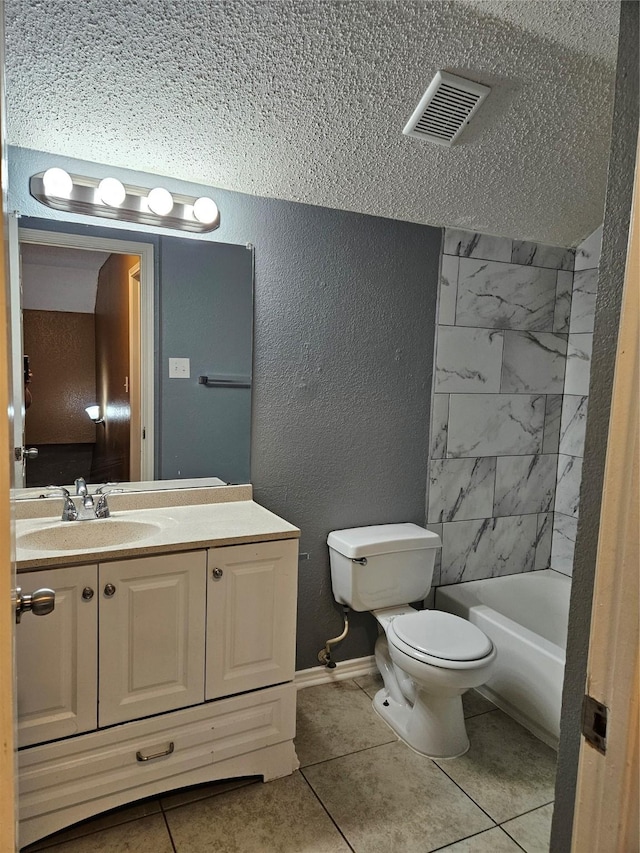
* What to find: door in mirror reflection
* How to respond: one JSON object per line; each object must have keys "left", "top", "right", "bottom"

{"left": 20, "top": 242, "right": 143, "bottom": 487}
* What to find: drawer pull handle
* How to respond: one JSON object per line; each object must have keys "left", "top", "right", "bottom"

{"left": 136, "top": 741, "right": 175, "bottom": 762}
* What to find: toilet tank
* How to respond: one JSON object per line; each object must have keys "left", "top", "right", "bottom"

{"left": 327, "top": 523, "right": 442, "bottom": 611}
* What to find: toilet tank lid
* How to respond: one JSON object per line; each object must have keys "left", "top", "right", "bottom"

{"left": 327, "top": 523, "right": 441, "bottom": 559}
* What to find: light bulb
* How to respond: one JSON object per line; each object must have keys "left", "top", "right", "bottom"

{"left": 98, "top": 177, "right": 126, "bottom": 207}
{"left": 147, "top": 187, "right": 174, "bottom": 216}
{"left": 192, "top": 196, "right": 219, "bottom": 225}
{"left": 42, "top": 167, "right": 73, "bottom": 199}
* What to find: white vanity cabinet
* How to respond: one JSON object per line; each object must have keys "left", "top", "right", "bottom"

{"left": 17, "top": 530, "right": 299, "bottom": 850}
{"left": 99, "top": 551, "right": 206, "bottom": 726}
{"left": 206, "top": 539, "right": 298, "bottom": 699}
{"left": 17, "top": 564, "right": 98, "bottom": 748}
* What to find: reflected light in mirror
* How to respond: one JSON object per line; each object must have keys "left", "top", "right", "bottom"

{"left": 85, "top": 404, "right": 104, "bottom": 424}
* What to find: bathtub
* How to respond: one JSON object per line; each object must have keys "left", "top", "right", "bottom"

{"left": 435, "top": 569, "right": 571, "bottom": 749}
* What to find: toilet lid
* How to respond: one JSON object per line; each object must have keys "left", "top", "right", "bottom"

{"left": 390, "top": 611, "right": 492, "bottom": 662}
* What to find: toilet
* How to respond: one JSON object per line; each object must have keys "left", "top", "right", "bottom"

{"left": 327, "top": 523, "right": 496, "bottom": 758}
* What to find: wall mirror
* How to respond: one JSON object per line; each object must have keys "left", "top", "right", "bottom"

{"left": 11, "top": 216, "right": 254, "bottom": 495}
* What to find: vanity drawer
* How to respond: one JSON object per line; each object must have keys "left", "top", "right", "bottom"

{"left": 19, "top": 683, "right": 296, "bottom": 822}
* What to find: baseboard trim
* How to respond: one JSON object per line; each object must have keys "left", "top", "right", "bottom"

{"left": 295, "top": 655, "right": 378, "bottom": 689}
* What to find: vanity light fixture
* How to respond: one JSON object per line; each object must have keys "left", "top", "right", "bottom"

{"left": 42, "top": 167, "right": 73, "bottom": 199}
{"left": 85, "top": 405, "right": 104, "bottom": 425}
{"left": 30, "top": 170, "right": 221, "bottom": 233}
{"left": 147, "top": 187, "right": 174, "bottom": 216}
{"left": 193, "top": 196, "right": 219, "bottom": 225}
{"left": 98, "top": 177, "right": 126, "bottom": 207}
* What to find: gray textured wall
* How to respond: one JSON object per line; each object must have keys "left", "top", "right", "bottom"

{"left": 248, "top": 201, "right": 439, "bottom": 669}
{"left": 551, "top": 3, "right": 639, "bottom": 851}
{"left": 159, "top": 237, "right": 253, "bottom": 483}
{"left": 11, "top": 156, "right": 441, "bottom": 669}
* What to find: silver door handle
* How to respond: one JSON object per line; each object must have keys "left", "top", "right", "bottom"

{"left": 15, "top": 587, "right": 55, "bottom": 624}
{"left": 14, "top": 447, "right": 39, "bottom": 461}
{"left": 136, "top": 741, "right": 175, "bottom": 762}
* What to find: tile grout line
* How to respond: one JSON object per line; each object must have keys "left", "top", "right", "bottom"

{"left": 299, "top": 768, "right": 357, "bottom": 853}
{"left": 432, "top": 753, "right": 555, "bottom": 839}
{"left": 426, "top": 824, "right": 525, "bottom": 853}
{"left": 160, "top": 806, "right": 178, "bottom": 853}
{"left": 498, "top": 799, "right": 556, "bottom": 853}
{"left": 499, "top": 798, "right": 555, "bottom": 825}
{"left": 298, "top": 734, "right": 400, "bottom": 769}
{"left": 429, "top": 757, "right": 500, "bottom": 828}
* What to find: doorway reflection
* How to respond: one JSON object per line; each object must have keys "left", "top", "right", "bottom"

{"left": 21, "top": 243, "right": 142, "bottom": 487}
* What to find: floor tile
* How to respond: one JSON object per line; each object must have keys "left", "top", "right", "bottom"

{"left": 502, "top": 803, "right": 554, "bottom": 852}
{"left": 160, "top": 776, "right": 258, "bottom": 810}
{"left": 27, "top": 814, "right": 173, "bottom": 853}
{"left": 296, "top": 680, "right": 396, "bottom": 767}
{"left": 354, "top": 673, "right": 496, "bottom": 719}
{"left": 23, "top": 799, "right": 162, "bottom": 851}
{"left": 165, "top": 772, "right": 351, "bottom": 852}
{"left": 353, "top": 672, "right": 382, "bottom": 698}
{"left": 436, "top": 826, "right": 522, "bottom": 851}
{"left": 303, "top": 740, "right": 493, "bottom": 853}
{"left": 462, "top": 690, "right": 496, "bottom": 718}
{"left": 435, "top": 711, "right": 557, "bottom": 823}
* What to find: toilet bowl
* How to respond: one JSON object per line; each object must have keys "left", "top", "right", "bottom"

{"left": 327, "top": 523, "right": 496, "bottom": 759}
{"left": 372, "top": 606, "right": 496, "bottom": 757}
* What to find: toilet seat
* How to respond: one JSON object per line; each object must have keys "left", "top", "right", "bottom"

{"left": 387, "top": 611, "right": 493, "bottom": 670}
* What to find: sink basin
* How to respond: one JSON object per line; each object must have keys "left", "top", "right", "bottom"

{"left": 17, "top": 519, "right": 164, "bottom": 552}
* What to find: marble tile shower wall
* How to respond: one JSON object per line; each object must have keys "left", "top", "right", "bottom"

{"left": 426, "top": 228, "right": 596, "bottom": 586}
{"left": 551, "top": 225, "right": 602, "bottom": 576}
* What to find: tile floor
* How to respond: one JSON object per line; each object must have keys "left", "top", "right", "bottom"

{"left": 23, "top": 676, "right": 556, "bottom": 853}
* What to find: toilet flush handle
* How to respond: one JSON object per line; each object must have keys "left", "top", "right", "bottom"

{"left": 351, "top": 557, "right": 367, "bottom": 565}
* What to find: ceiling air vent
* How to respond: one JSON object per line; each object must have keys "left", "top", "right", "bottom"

{"left": 403, "top": 71, "right": 490, "bottom": 147}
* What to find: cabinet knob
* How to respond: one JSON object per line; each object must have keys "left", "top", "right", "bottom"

{"left": 104, "top": 583, "right": 117, "bottom": 597}
{"left": 82, "top": 587, "right": 94, "bottom": 601}
{"left": 212, "top": 568, "right": 224, "bottom": 580}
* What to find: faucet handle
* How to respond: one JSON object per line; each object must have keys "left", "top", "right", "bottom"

{"left": 95, "top": 483, "right": 123, "bottom": 495}
{"left": 45, "top": 487, "right": 78, "bottom": 521}
{"left": 45, "top": 485, "right": 71, "bottom": 498}
{"left": 95, "top": 484, "right": 124, "bottom": 519}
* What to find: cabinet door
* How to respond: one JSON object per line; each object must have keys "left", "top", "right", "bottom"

{"left": 206, "top": 539, "right": 298, "bottom": 700}
{"left": 99, "top": 551, "right": 206, "bottom": 727}
{"left": 17, "top": 565, "right": 98, "bottom": 748}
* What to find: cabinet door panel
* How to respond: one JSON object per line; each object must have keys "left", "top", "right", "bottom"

{"left": 206, "top": 539, "right": 298, "bottom": 700}
{"left": 17, "top": 565, "right": 98, "bottom": 747}
{"left": 99, "top": 551, "right": 206, "bottom": 727}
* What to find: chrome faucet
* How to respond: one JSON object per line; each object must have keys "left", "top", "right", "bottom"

{"left": 74, "top": 478, "right": 97, "bottom": 520}
{"left": 46, "top": 481, "right": 121, "bottom": 521}
{"left": 46, "top": 487, "right": 79, "bottom": 521}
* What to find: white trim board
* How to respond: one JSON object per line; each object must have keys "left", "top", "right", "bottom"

{"left": 295, "top": 656, "right": 377, "bottom": 690}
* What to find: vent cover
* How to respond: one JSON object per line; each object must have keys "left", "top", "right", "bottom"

{"left": 403, "top": 71, "right": 490, "bottom": 146}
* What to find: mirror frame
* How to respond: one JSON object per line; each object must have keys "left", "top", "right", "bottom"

{"left": 15, "top": 226, "right": 156, "bottom": 481}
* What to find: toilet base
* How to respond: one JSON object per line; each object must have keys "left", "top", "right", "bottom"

{"left": 372, "top": 687, "right": 470, "bottom": 759}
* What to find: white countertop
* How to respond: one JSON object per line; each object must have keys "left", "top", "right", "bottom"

{"left": 17, "top": 499, "right": 300, "bottom": 571}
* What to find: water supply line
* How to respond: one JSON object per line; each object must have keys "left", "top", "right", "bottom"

{"left": 318, "top": 606, "right": 350, "bottom": 668}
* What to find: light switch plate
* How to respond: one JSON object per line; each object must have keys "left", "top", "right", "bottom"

{"left": 169, "top": 357, "right": 190, "bottom": 378}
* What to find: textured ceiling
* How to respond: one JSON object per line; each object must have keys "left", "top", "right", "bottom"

{"left": 5, "top": 1, "right": 620, "bottom": 246}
